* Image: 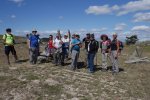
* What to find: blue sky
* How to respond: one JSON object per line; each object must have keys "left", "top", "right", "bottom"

{"left": 0, "top": 0, "right": 150, "bottom": 41}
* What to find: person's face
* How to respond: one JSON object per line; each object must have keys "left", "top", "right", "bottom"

{"left": 56, "top": 36, "right": 60, "bottom": 39}
{"left": 103, "top": 37, "right": 106, "bottom": 41}
{"left": 7, "top": 31, "right": 11, "bottom": 34}
{"left": 90, "top": 37, "right": 94, "bottom": 40}
{"left": 49, "top": 36, "right": 53, "bottom": 40}
{"left": 64, "top": 35, "right": 68, "bottom": 39}
{"left": 113, "top": 35, "right": 117, "bottom": 39}
{"left": 72, "top": 35, "right": 75, "bottom": 38}
{"left": 32, "top": 31, "right": 37, "bottom": 35}
{"left": 75, "top": 35, "right": 79, "bottom": 39}
{"left": 87, "top": 35, "right": 90, "bottom": 38}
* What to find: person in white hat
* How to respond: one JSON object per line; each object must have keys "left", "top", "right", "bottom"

{"left": 62, "top": 34, "right": 70, "bottom": 59}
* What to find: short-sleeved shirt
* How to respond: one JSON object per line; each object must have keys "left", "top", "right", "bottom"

{"left": 62, "top": 38, "right": 70, "bottom": 47}
{"left": 53, "top": 38, "right": 62, "bottom": 48}
{"left": 29, "top": 35, "right": 39, "bottom": 48}
{"left": 3, "top": 33, "right": 15, "bottom": 46}
{"left": 71, "top": 39, "right": 81, "bottom": 52}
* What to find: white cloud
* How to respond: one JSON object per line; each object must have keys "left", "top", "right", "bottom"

{"left": 9, "top": 0, "right": 24, "bottom": 6}
{"left": 85, "top": 0, "right": 150, "bottom": 16}
{"left": 131, "top": 25, "right": 150, "bottom": 32}
{"left": 85, "top": 5, "right": 112, "bottom": 15}
{"left": 114, "top": 23, "right": 127, "bottom": 31}
{"left": 133, "top": 12, "right": 150, "bottom": 22}
{"left": 118, "top": 0, "right": 150, "bottom": 16}
{"left": 9, "top": 0, "right": 24, "bottom": 3}
{"left": 11, "top": 15, "right": 16, "bottom": 19}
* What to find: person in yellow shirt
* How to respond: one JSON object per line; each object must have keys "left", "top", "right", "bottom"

{"left": 3, "top": 28, "right": 18, "bottom": 64}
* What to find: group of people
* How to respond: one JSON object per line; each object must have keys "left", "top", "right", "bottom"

{"left": 2, "top": 28, "right": 122, "bottom": 74}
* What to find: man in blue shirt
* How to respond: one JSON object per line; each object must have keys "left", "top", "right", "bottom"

{"left": 70, "top": 34, "right": 82, "bottom": 70}
{"left": 28, "top": 29, "right": 40, "bottom": 64}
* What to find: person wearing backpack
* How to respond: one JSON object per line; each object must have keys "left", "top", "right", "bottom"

{"left": 2, "top": 28, "right": 18, "bottom": 64}
{"left": 110, "top": 33, "right": 120, "bottom": 74}
{"left": 87, "top": 34, "right": 98, "bottom": 73}
{"left": 100, "top": 34, "right": 110, "bottom": 72}
{"left": 28, "top": 29, "right": 40, "bottom": 64}
{"left": 82, "top": 33, "right": 91, "bottom": 67}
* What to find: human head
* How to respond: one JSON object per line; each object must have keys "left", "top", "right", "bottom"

{"left": 6, "top": 28, "right": 12, "bottom": 34}
{"left": 64, "top": 34, "right": 68, "bottom": 39}
{"left": 56, "top": 35, "right": 60, "bottom": 40}
{"left": 86, "top": 33, "right": 90, "bottom": 39}
{"left": 101, "top": 34, "right": 108, "bottom": 41}
{"left": 113, "top": 33, "right": 117, "bottom": 39}
{"left": 75, "top": 34, "right": 80, "bottom": 39}
{"left": 49, "top": 35, "right": 53, "bottom": 40}
{"left": 90, "top": 34, "right": 94, "bottom": 40}
{"left": 32, "top": 29, "right": 37, "bottom": 35}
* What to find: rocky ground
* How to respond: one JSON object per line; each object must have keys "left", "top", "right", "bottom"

{"left": 0, "top": 37, "right": 150, "bottom": 100}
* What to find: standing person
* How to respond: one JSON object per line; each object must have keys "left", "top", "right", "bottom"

{"left": 87, "top": 34, "right": 98, "bottom": 73}
{"left": 47, "top": 35, "right": 55, "bottom": 59}
{"left": 62, "top": 34, "right": 70, "bottom": 59}
{"left": 70, "top": 34, "right": 82, "bottom": 71}
{"left": 53, "top": 35, "right": 64, "bottom": 66}
{"left": 100, "top": 34, "right": 110, "bottom": 71}
{"left": 28, "top": 29, "right": 40, "bottom": 64}
{"left": 82, "top": 33, "right": 91, "bottom": 67}
{"left": 110, "top": 33, "right": 120, "bottom": 74}
{"left": 2, "top": 28, "right": 18, "bottom": 64}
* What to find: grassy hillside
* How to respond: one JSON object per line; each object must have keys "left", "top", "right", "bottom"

{"left": 0, "top": 37, "right": 150, "bottom": 100}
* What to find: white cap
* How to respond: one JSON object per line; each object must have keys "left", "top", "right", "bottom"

{"left": 32, "top": 28, "right": 37, "bottom": 32}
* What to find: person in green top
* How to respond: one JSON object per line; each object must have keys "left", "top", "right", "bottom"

{"left": 3, "top": 28, "right": 18, "bottom": 64}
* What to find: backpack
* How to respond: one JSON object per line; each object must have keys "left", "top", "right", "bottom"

{"left": 89, "top": 40, "right": 99, "bottom": 52}
{"left": 118, "top": 40, "right": 124, "bottom": 50}
{"left": 95, "top": 40, "right": 99, "bottom": 52}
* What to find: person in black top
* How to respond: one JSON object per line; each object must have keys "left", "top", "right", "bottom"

{"left": 82, "top": 33, "right": 91, "bottom": 67}
{"left": 110, "top": 33, "right": 120, "bottom": 74}
{"left": 87, "top": 34, "right": 99, "bottom": 73}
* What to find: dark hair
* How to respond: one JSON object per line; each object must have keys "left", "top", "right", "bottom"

{"left": 86, "top": 33, "right": 90, "bottom": 35}
{"left": 90, "top": 34, "right": 94, "bottom": 38}
{"left": 49, "top": 35, "right": 53, "bottom": 37}
{"left": 6, "top": 28, "right": 11, "bottom": 32}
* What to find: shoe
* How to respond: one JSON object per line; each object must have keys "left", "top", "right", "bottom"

{"left": 88, "top": 70, "right": 94, "bottom": 73}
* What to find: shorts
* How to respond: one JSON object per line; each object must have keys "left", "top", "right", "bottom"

{"left": 5, "top": 46, "right": 16, "bottom": 55}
